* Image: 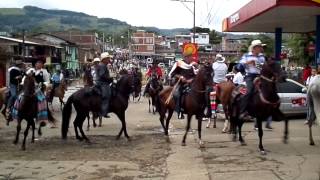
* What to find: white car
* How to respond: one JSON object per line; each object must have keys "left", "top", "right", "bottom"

{"left": 277, "top": 79, "right": 307, "bottom": 116}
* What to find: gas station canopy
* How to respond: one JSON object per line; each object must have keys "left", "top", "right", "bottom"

{"left": 223, "top": 0, "right": 320, "bottom": 33}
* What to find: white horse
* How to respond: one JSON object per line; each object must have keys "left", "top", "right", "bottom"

{"left": 307, "top": 75, "right": 320, "bottom": 145}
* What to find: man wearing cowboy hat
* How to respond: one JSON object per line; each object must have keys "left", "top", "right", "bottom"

{"left": 212, "top": 54, "right": 228, "bottom": 84}
{"left": 168, "top": 51, "right": 198, "bottom": 119}
{"left": 143, "top": 59, "right": 163, "bottom": 96}
{"left": 96, "top": 52, "right": 113, "bottom": 118}
{"left": 91, "top": 57, "right": 100, "bottom": 85}
{"left": 238, "top": 39, "right": 266, "bottom": 119}
{"left": 6, "top": 60, "right": 24, "bottom": 116}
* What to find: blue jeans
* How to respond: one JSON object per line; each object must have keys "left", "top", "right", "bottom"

{"left": 7, "top": 84, "right": 18, "bottom": 109}
{"left": 240, "top": 74, "right": 259, "bottom": 114}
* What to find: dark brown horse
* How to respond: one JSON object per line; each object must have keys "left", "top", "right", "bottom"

{"left": 62, "top": 73, "right": 141, "bottom": 141}
{"left": 12, "top": 75, "right": 55, "bottom": 150}
{"left": 146, "top": 73, "right": 163, "bottom": 114}
{"left": 0, "top": 87, "right": 8, "bottom": 120}
{"left": 46, "top": 80, "right": 67, "bottom": 110}
{"left": 230, "top": 60, "right": 286, "bottom": 155}
{"left": 157, "top": 64, "right": 213, "bottom": 147}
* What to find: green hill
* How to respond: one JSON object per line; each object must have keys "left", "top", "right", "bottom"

{"left": 0, "top": 6, "right": 190, "bottom": 37}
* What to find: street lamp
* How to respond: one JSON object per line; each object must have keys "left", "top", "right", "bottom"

{"left": 171, "top": 0, "right": 196, "bottom": 43}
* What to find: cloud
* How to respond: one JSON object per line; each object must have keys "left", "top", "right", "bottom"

{"left": 0, "top": 0, "right": 251, "bottom": 31}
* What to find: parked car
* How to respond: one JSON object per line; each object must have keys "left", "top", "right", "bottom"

{"left": 277, "top": 79, "right": 307, "bottom": 116}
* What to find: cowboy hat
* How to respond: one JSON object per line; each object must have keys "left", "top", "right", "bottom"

{"left": 101, "top": 52, "right": 113, "bottom": 60}
{"left": 215, "top": 54, "right": 225, "bottom": 63}
{"left": 248, "top": 39, "right": 266, "bottom": 52}
{"left": 93, "top": 57, "right": 100, "bottom": 63}
{"left": 15, "top": 59, "right": 23, "bottom": 65}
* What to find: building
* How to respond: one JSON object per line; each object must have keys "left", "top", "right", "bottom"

{"left": 131, "top": 30, "right": 155, "bottom": 60}
{"left": 49, "top": 31, "right": 105, "bottom": 64}
{"left": 0, "top": 36, "right": 62, "bottom": 86}
{"left": 32, "top": 33, "right": 79, "bottom": 70}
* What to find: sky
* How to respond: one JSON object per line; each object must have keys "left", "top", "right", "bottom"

{"left": 0, "top": 0, "right": 251, "bottom": 31}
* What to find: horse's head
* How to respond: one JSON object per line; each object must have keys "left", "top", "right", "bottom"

{"left": 197, "top": 63, "right": 213, "bottom": 87}
{"left": 261, "top": 58, "right": 286, "bottom": 83}
{"left": 23, "top": 74, "right": 35, "bottom": 95}
{"left": 117, "top": 72, "right": 141, "bottom": 98}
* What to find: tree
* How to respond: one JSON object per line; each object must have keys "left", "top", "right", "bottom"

{"left": 240, "top": 34, "right": 275, "bottom": 57}
{"left": 209, "top": 30, "right": 221, "bottom": 44}
{"left": 286, "top": 33, "right": 315, "bottom": 65}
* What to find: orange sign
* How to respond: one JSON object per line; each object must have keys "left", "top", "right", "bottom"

{"left": 182, "top": 43, "right": 198, "bottom": 62}
{"left": 311, "top": 0, "right": 320, "bottom": 3}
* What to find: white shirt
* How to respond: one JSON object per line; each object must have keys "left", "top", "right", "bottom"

{"left": 306, "top": 75, "right": 317, "bottom": 86}
{"left": 233, "top": 72, "right": 245, "bottom": 85}
{"left": 212, "top": 62, "right": 228, "bottom": 83}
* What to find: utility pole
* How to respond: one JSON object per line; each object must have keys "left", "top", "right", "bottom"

{"left": 171, "top": 0, "right": 196, "bottom": 43}
{"left": 22, "top": 29, "right": 25, "bottom": 62}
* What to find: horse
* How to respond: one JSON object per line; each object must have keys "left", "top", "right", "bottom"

{"left": 206, "top": 81, "right": 235, "bottom": 133}
{"left": 229, "top": 60, "right": 286, "bottom": 155}
{"left": 46, "top": 80, "right": 67, "bottom": 110}
{"left": 0, "top": 87, "right": 8, "bottom": 120}
{"left": 157, "top": 64, "right": 213, "bottom": 147}
{"left": 62, "top": 72, "right": 142, "bottom": 141}
{"left": 306, "top": 75, "right": 320, "bottom": 145}
{"left": 146, "top": 73, "right": 163, "bottom": 114}
{"left": 12, "top": 74, "right": 56, "bottom": 150}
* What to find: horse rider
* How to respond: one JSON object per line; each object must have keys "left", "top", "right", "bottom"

{"left": 96, "top": 52, "right": 113, "bottom": 118}
{"left": 49, "top": 69, "right": 64, "bottom": 102}
{"left": 168, "top": 51, "right": 198, "bottom": 118}
{"left": 232, "top": 64, "right": 246, "bottom": 86}
{"left": 143, "top": 60, "right": 163, "bottom": 96}
{"left": 91, "top": 57, "right": 101, "bottom": 85}
{"left": 6, "top": 60, "right": 24, "bottom": 117}
{"left": 238, "top": 39, "right": 266, "bottom": 120}
{"left": 212, "top": 54, "right": 228, "bottom": 85}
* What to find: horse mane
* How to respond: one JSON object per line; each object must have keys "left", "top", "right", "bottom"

{"left": 23, "top": 75, "right": 35, "bottom": 94}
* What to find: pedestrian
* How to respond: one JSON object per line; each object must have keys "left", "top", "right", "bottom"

{"left": 306, "top": 67, "right": 317, "bottom": 87}
{"left": 302, "top": 64, "right": 312, "bottom": 84}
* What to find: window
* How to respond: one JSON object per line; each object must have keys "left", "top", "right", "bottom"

{"left": 202, "top": 35, "right": 206, "bottom": 39}
{"left": 145, "top": 38, "right": 153, "bottom": 44}
{"left": 277, "top": 81, "right": 303, "bottom": 93}
{"left": 147, "top": 45, "right": 154, "bottom": 51}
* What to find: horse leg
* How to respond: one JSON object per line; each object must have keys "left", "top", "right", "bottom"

{"left": 99, "top": 116, "right": 102, "bottom": 127}
{"left": 165, "top": 109, "right": 174, "bottom": 136}
{"left": 148, "top": 98, "right": 151, "bottom": 113}
{"left": 14, "top": 119, "right": 22, "bottom": 144}
{"left": 283, "top": 117, "right": 289, "bottom": 144}
{"left": 116, "top": 112, "right": 130, "bottom": 140}
{"left": 222, "top": 106, "right": 229, "bottom": 133}
{"left": 22, "top": 121, "right": 31, "bottom": 150}
{"left": 74, "top": 116, "right": 82, "bottom": 141}
{"left": 78, "top": 115, "right": 90, "bottom": 142}
{"left": 159, "top": 107, "right": 166, "bottom": 134}
{"left": 198, "top": 116, "right": 205, "bottom": 148}
{"left": 309, "top": 121, "right": 315, "bottom": 146}
{"left": 86, "top": 115, "right": 90, "bottom": 131}
{"left": 257, "top": 118, "right": 266, "bottom": 155}
{"left": 31, "top": 120, "right": 36, "bottom": 143}
{"left": 238, "top": 120, "right": 246, "bottom": 146}
{"left": 59, "top": 97, "right": 64, "bottom": 110}
{"left": 182, "top": 114, "right": 192, "bottom": 146}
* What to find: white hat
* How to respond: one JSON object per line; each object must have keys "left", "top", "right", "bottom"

{"left": 101, "top": 52, "right": 113, "bottom": 60}
{"left": 249, "top": 39, "right": 266, "bottom": 51}
{"left": 215, "top": 54, "right": 225, "bottom": 63}
{"left": 93, "top": 58, "right": 100, "bottom": 63}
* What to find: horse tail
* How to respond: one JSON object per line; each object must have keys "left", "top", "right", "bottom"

{"left": 155, "top": 94, "right": 161, "bottom": 113}
{"left": 62, "top": 94, "right": 73, "bottom": 139}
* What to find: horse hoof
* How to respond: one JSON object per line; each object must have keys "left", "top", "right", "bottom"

{"left": 85, "top": 139, "right": 91, "bottom": 144}
{"left": 21, "top": 146, "right": 26, "bottom": 151}
{"left": 240, "top": 141, "right": 247, "bottom": 146}
{"left": 126, "top": 137, "right": 131, "bottom": 142}
{"left": 283, "top": 138, "right": 288, "bottom": 144}
{"left": 116, "top": 136, "right": 120, "bottom": 140}
{"left": 13, "top": 141, "right": 18, "bottom": 145}
{"left": 181, "top": 142, "right": 186, "bottom": 146}
{"left": 213, "top": 125, "right": 217, "bottom": 128}
{"left": 199, "top": 141, "right": 205, "bottom": 148}
{"left": 77, "top": 137, "right": 83, "bottom": 141}
{"left": 260, "top": 150, "right": 267, "bottom": 155}
{"left": 310, "top": 141, "right": 315, "bottom": 146}
{"left": 232, "top": 136, "right": 237, "bottom": 142}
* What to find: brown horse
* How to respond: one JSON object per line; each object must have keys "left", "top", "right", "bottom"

{"left": 206, "top": 81, "right": 235, "bottom": 133}
{"left": 230, "top": 60, "right": 286, "bottom": 155}
{"left": 146, "top": 73, "right": 163, "bottom": 114}
{"left": 46, "top": 80, "right": 67, "bottom": 109}
{"left": 0, "top": 87, "right": 7, "bottom": 115}
{"left": 157, "top": 64, "right": 213, "bottom": 147}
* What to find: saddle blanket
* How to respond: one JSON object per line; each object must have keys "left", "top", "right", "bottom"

{"left": 12, "top": 89, "right": 48, "bottom": 123}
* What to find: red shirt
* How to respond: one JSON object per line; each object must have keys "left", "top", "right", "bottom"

{"left": 146, "top": 66, "right": 162, "bottom": 78}
{"left": 302, "top": 66, "right": 311, "bottom": 81}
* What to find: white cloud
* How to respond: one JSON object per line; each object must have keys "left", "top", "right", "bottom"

{"left": 0, "top": 0, "right": 251, "bottom": 31}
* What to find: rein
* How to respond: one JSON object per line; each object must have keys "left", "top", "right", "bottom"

{"left": 256, "top": 76, "right": 280, "bottom": 106}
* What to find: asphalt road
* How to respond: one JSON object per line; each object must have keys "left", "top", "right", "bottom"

{"left": 0, "top": 85, "right": 319, "bottom": 180}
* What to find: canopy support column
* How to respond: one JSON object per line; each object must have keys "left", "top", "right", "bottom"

{"left": 275, "top": 27, "right": 282, "bottom": 61}
{"left": 316, "top": 15, "right": 320, "bottom": 65}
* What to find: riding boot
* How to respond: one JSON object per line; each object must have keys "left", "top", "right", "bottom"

{"left": 239, "top": 74, "right": 257, "bottom": 119}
